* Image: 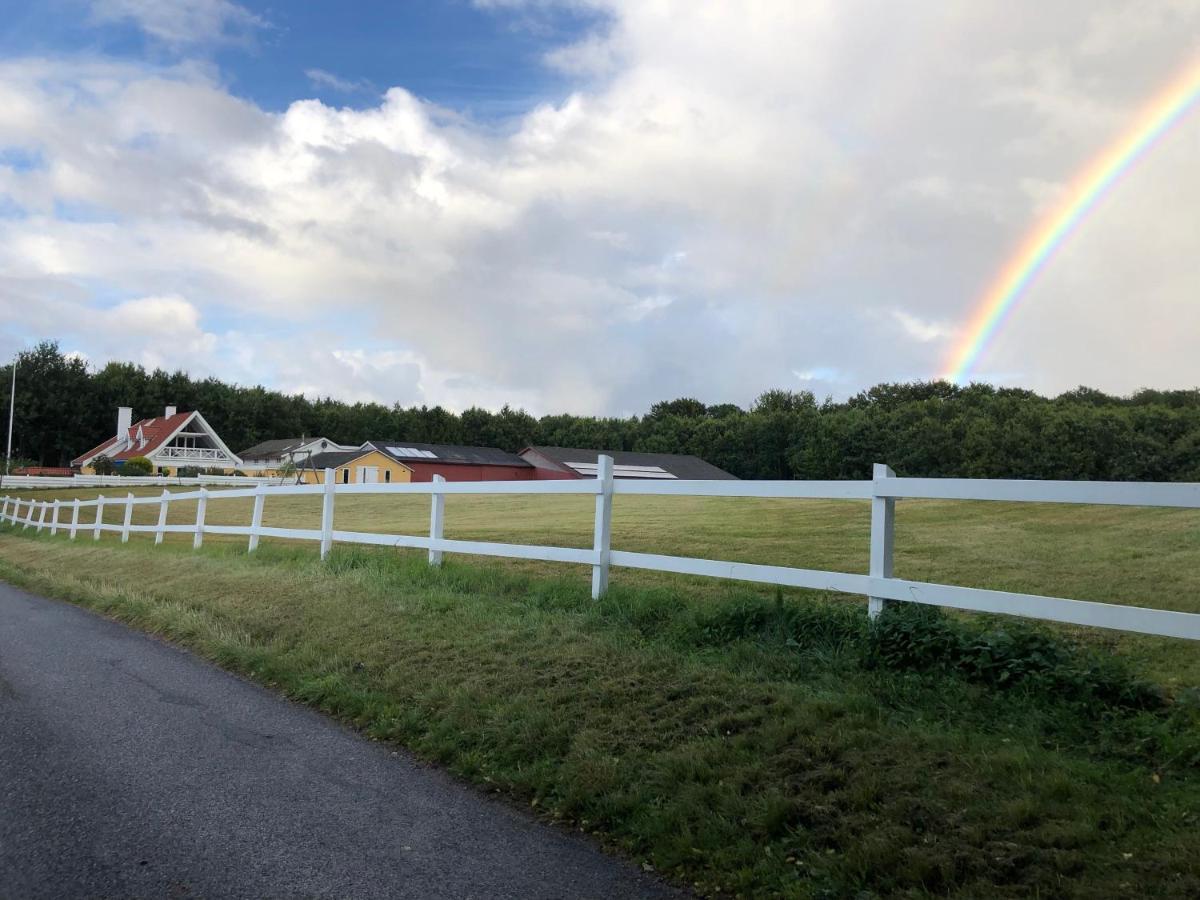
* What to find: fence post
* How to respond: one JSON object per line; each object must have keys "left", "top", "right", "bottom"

{"left": 248, "top": 482, "right": 265, "bottom": 553}
{"left": 319, "top": 468, "right": 335, "bottom": 560}
{"left": 193, "top": 488, "right": 208, "bottom": 550}
{"left": 69, "top": 498, "right": 80, "bottom": 539}
{"left": 1, "top": 496, "right": 8, "bottom": 522}
{"left": 868, "top": 463, "right": 896, "bottom": 620}
{"left": 154, "top": 490, "right": 170, "bottom": 546}
{"left": 93, "top": 495, "right": 105, "bottom": 540}
{"left": 428, "top": 474, "right": 445, "bottom": 566}
{"left": 50, "top": 500, "right": 61, "bottom": 536}
{"left": 35, "top": 501, "right": 47, "bottom": 533}
{"left": 590, "top": 454, "right": 614, "bottom": 600}
{"left": 121, "top": 492, "right": 134, "bottom": 543}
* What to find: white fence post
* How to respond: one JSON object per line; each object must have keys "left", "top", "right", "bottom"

{"left": 22, "top": 499, "right": 32, "bottom": 530}
{"left": 121, "top": 492, "right": 134, "bottom": 543}
{"left": 320, "top": 468, "right": 335, "bottom": 560}
{"left": 591, "top": 454, "right": 615, "bottom": 599}
{"left": 69, "top": 498, "right": 80, "bottom": 540}
{"left": 193, "top": 488, "right": 208, "bottom": 550}
{"left": 1, "top": 496, "right": 8, "bottom": 522}
{"left": 428, "top": 475, "right": 446, "bottom": 566}
{"left": 50, "top": 500, "right": 61, "bottom": 536}
{"left": 35, "top": 501, "right": 47, "bottom": 533}
{"left": 868, "top": 463, "right": 896, "bottom": 620}
{"left": 93, "top": 495, "right": 105, "bottom": 540}
{"left": 154, "top": 490, "right": 170, "bottom": 546}
{"left": 248, "top": 481, "right": 265, "bottom": 553}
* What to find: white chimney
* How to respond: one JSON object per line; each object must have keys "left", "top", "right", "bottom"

{"left": 117, "top": 407, "right": 132, "bottom": 447}
{"left": 165, "top": 405, "right": 177, "bottom": 418}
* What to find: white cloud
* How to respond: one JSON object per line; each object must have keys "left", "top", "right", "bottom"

{"left": 892, "top": 311, "right": 952, "bottom": 344}
{"left": 2, "top": 1, "right": 1200, "bottom": 414}
{"left": 305, "top": 69, "right": 375, "bottom": 95}
{"left": 90, "top": 0, "right": 267, "bottom": 48}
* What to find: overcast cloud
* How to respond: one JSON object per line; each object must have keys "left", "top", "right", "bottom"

{"left": 1, "top": 1, "right": 1198, "bottom": 414}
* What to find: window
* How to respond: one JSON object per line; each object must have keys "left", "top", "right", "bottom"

{"left": 384, "top": 470, "right": 391, "bottom": 483}
{"left": 342, "top": 468, "right": 349, "bottom": 484}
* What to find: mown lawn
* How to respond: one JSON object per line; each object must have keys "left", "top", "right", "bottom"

{"left": 4, "top": 484, "right": 1199, "bottom": 685}
{"left": 1, "top": 501, "right": 1200, "bottom": 897}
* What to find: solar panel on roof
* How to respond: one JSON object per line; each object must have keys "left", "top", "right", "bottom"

{"left": 387, "top": 446, "right": 438, "bottom": 459}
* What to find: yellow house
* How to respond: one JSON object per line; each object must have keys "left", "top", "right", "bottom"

{"left": 299, "top": 448, "right": 413, "bottom": 485}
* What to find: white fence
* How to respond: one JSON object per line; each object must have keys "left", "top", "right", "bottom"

{"left": 2, "top": 457, "right": 1199, "bottom": 642}
{"left": 0, "top": 473, "right": 279, "bottom": 489}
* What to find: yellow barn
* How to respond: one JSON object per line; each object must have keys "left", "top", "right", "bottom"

{"left": 298, "top": 448, "right": 412, "bottom": 485}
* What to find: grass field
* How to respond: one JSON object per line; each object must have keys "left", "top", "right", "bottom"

{"left": 5, "top": 484, "right": 1200, "bottom": 685}
{"left": 2, "top": 488, "right": 1200, "bottom": 897}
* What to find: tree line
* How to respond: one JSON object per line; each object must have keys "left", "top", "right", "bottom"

{"left": 4, "top": 341, "right": 1200, "bottom": 481}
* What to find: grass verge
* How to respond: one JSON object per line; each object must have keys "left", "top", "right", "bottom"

{"left": 1, "top": 527, "right": 1199, "bottom": 898}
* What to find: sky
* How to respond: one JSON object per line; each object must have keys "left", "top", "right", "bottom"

{"left": 0, "top": 0, "right": 1197, "bottom": 415}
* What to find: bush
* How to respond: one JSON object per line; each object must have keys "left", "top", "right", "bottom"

{"left": 92, "top": 454, "right": 116, "bottom": 476}
{"left": 121, "top": 456, "right": 154, "bottom": 476}
{"left": 867, "top": 603, "right": 1164, "bottom": 711}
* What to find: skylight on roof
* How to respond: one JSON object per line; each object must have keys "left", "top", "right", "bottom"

{"left": 387, "top": 446, "right": 438, "bottom": 459}
{"left": 565, "top": 462, "right": 677, "bottom": 479}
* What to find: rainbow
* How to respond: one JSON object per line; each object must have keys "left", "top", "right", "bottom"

{"left": 943, "top": 56, "right": 1200, "bottom": 383}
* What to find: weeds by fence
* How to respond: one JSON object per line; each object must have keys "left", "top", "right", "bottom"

{"left": 3, "top": 457, "right": 1199, "bottom": 641}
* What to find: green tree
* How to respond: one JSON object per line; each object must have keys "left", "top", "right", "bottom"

{"left": 121, "top": 456, "right": 154, "bottom": 476}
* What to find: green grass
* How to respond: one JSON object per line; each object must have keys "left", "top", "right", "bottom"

{"left": 1, "top": 516, "right": 1200, "bottom": 897}
{"left": 6, "top": 485, "right": 1200, "bottom": 685}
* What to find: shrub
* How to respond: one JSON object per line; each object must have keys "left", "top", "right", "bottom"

{"left": 92, "top": 454, "right": 116, "bottom": 475}
{"left": 867, "top": 603, "right": 1164, "bottom": 711}
{"left": 121, "top": 456, "right": 154, "bottom": 476}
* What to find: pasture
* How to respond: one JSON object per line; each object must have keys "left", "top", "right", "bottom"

{"left": 6, "top": 483, "right": 1200, "bottom": 685}
{"left": 3, "top": 485, "right": 1200, "bottom": 896}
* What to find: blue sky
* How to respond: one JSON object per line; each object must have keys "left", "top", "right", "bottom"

{"left": 0, "top": 0, "right": 603, "bottom": 115}
{"left": 0, "top": 1, "right": 1197, "bottom": 413}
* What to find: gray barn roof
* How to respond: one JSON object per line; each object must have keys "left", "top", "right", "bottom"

{"left": 238, "top": 437, "right": 309, "bottom": 459}
{"left": 521, "top": 446, "right": 738, "bottom": 480}
{"left": 306, "top": 450, "right": 369, "bottom": 470}
{"left": 364, "top": 441, "right": 532, "bottom": 468}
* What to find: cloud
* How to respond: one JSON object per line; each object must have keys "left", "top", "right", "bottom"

{"left": 2, "top": 1, "right": 1200, "bottom": 415}
{"left": 892, "top": 311, "right": 952, "bottom": 344}
{"left": 90, "top": 0, "right": 267, "bottom": 49}
{"left": 305, "top": 69, "right": 375, "bottom": 96}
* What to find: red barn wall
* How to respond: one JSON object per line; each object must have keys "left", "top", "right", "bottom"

{"left": 404, "top": 461, "right": 538, "bottom": 482}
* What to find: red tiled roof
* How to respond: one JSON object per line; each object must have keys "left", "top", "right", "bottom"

{"left": 71, "top": 412, "right": 194, "bottom": 466}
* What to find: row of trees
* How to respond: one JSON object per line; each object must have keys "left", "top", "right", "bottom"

{"left": 4, "top": 341, "right": 1200, "bottom": 481}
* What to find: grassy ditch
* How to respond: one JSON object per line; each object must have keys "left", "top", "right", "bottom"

{"left": 1, "top": 528, "right": 1199, "bottom": 897}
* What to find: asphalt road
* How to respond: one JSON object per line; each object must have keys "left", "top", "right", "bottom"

{"left": 0, "top": 582, "right": 680, "bottom": 899}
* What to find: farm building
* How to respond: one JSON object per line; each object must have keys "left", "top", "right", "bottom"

{"left": 296, "top": 441, "right": 535, "bottom": 482}
{"left": 360, "top": 441, "right": 536, "bottom": 482}
{"left": 299, "top": 448, "right": 413, "bottom": 485}
{"left": 239, "top": 436, "right": 357, "bottom": 475}
{"left": 520, "top": 446, "right": 738, "bottom": 480}
{"left": 71, "top": 406, "right": 241, "bottom": 475}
